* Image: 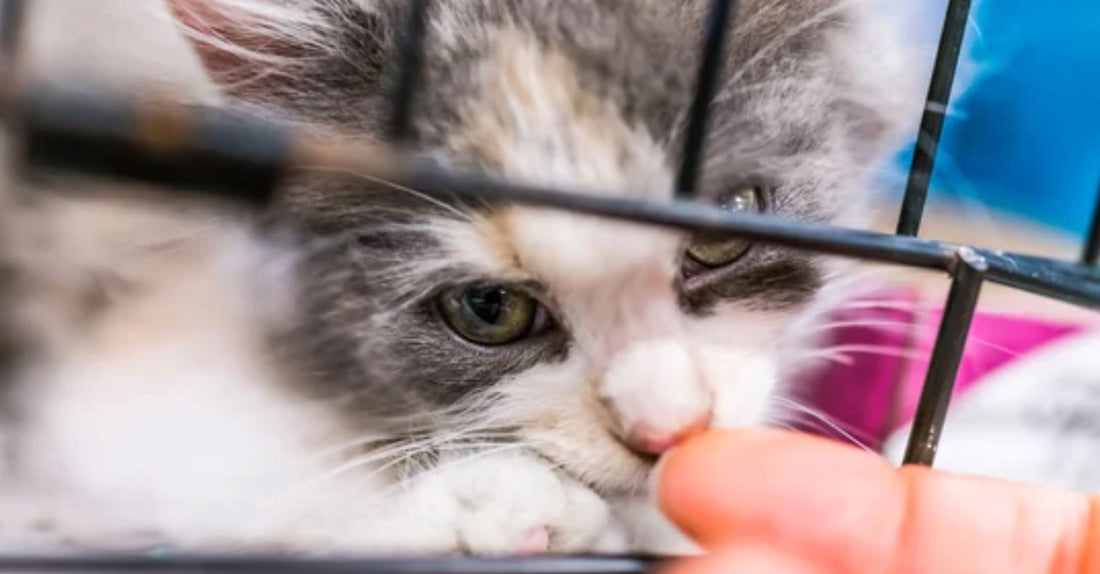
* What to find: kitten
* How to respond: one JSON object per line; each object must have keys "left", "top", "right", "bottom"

{"left": 0, "top": 0, "right": 924, "bottom": 555}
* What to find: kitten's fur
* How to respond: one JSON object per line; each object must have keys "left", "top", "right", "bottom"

{"left": 0, "top": 0, "right": 924, "bottom": 555}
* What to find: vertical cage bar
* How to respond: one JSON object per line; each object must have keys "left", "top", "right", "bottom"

{"left": 902, "top": 247, "right": 987, "bottom": 466}
{"left": 0, "top": 0, "right": 28, "bottom": 89}
{"left": 387, "top": 0, "right": 430, "bottom": 143}
{"left": 675, "top": 0, "right": 738, "bottom": 199}
{"left": 0, "top": 0, "right": 29, "bottom": 393}
{"left": 895, "top": 0, "right": 974, "bottom": 237}
{"left": 0, "top": 0, "right": 29, "bottom": 203}
{"left": 1082, "top": 178, "right": 1100, "bottom": 265}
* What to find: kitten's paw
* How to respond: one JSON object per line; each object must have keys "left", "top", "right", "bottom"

{"left": 0, "top": 491, "right": 164, "bottom": 553}
{"left": 417, "top": 453, "right": 630, "bottom": 555}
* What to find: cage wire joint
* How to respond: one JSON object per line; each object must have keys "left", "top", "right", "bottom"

{"left": 902, "top": 247, "right": 987, "bottom": 466}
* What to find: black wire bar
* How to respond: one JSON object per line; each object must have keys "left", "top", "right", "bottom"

{"left": 675, "top": 0, "right": 738, "bottom": 198}
{"left": 896, "top": 0, "right": 974, "bottom": 237}
{"left": 0, "top": 555, "right": 659, "bottom": 574}
{"left": 13, "top": 85, "right": 289, "bottom": 205}
{"left": 901, "top": 247, "right": 987, "bottom": 466}
{"left": 11, "top": 85, "right": 1100, "bottom": 310}
{"left": 1083, "top": 177, "right": 1100, "bottom": 265}
{"left": 387, "top": 0, "right": 431, "bottom": 144}
{"left": 0, "top": 0, "right": 26, "bottom": 85}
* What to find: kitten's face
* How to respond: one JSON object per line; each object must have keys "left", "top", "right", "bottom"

{"left": 176, "top": 0, "right": 920, "bottom": 493}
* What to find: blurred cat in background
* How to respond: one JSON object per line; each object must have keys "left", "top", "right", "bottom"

{"left": 0, "top": 0, "right": 926, "bottom": 555}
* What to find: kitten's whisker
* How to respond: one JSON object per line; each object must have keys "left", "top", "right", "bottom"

{"left": 303, "top": 165, "right": 474, "bottom": 222}
{"left": 366, "top": 442, "right": 541, "bottom": 503}
{"left": 304, "top": 434, "right": 400, "bottom": 461}
{"left": 260, "top": 439, "right": 446, "bottom": 507}
{"left": 832, "top": 299, "right": 943, "bottom": 313}
{"left": 800, "top": 343, "right": 930, "bottom": 362}
{"left": 305, "top": 428, "right": 519, "bottom": 463}
{"left": 265, "top": 424, "right": 520, "bottom": 506}
{"left": 807, "top": 318, "right": 915, "bottom": 334}
{"left": 768, "top": 396, "right": 875, "bottom": 453}
{"left": 794, "top": 348, "right": 857, "bottom": 366}
{"left": 783, "top": 416, "right": 876, "bottom": 452}
{"left": 810, "top": 317, "right": 1024, "bottom": 359}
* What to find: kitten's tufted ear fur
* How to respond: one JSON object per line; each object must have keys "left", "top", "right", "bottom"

{"left": 825, "top": 0, "right": 943, "bottom": 163}
{"left": 166, "top": 0, "right": 391, "bottom": 118}
{"left": 678, "top": 0, "right": 939, "bottom": 168}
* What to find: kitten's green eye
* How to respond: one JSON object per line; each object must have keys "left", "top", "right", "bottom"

{"left": 439, "top": 285, "right": 545, "bottom": 346}
{"left": 686, "top": 186, "right": 762, "bottom": 268}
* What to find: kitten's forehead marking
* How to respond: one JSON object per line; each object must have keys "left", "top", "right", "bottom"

{"left": 447, "top": 29, "right": 682, "bottom": 290}
{"left": 451, "top": 29, "right": 671, "bottom": 193}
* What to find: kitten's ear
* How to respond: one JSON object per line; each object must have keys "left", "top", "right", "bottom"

{"left": 166, "top": 0, "right": 300, "bottom": 94}
{"left": 165, "top": 0, "right": 383, "bottom": 102}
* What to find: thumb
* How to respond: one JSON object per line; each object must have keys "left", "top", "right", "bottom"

{"left": 658, "top": 429, "right": 1100, "bottom": 574}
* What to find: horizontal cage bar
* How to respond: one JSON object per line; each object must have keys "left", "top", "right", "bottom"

{"left": 0, "top": 555, "right": 659, "bottom": 574}
{"left": 8, "top": 85, "right": 1100, "bottom": 310}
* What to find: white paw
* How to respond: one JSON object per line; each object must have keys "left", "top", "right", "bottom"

{"left": 0, "top": 489, "right": 166, "bottom": 553}
{"left": 0, "top": 454, "right": 631, "bottom": 556}
{"left": 398, "top": 452, "right": 631, "bottom": 555}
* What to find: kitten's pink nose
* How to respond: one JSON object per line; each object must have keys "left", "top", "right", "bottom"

{"left": 625, "top": 416, "right": 710, "bottom": 455}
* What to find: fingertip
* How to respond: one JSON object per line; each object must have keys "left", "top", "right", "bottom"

{"left": 658, "top": 429, "right": 893, "bottom": 543}
{"left": 656, "top": 429, "right": 784, "bottom": 519}
{"left": 661, "top": 544, "right": 827, "bottom": 574}
{"left": 656, "top": 429, "right": 1098, "bottom": 574}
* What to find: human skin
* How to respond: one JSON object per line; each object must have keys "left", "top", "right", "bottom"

{"left": 657, "top": 429, "right": 1100, "bottom": 574}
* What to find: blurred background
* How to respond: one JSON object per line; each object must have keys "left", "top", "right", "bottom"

{"left": 882, "top": 0, "right": 1100, "bottom": 247}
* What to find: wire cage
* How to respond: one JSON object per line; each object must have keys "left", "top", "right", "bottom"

{"left": 0, "top": 0, "right": 1097, "bottom": 572}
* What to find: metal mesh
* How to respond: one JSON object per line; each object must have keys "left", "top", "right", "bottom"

{"left": 0, "top": 0, "right": 1096, "bottom": 571}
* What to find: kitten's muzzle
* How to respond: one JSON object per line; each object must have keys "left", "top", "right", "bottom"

{"left": 597, "top": 338, "right": 715, "bottom": 456}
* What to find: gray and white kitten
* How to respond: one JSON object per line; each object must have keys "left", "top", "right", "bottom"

{"left": 0, "top": 0, "right": 924, "bottom": 555}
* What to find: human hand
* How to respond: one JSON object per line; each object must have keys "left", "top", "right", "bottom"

{"left": 657, "top": 429, "right": 1100, "bottom": 574}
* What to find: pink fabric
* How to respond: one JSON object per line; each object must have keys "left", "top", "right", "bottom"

{"left": 795, "top": 289, "right": 1084, "bottom": 450}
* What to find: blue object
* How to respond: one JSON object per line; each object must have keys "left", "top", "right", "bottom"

{"left": 891, "top": 0, "right": 1100, "bottom": 238}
